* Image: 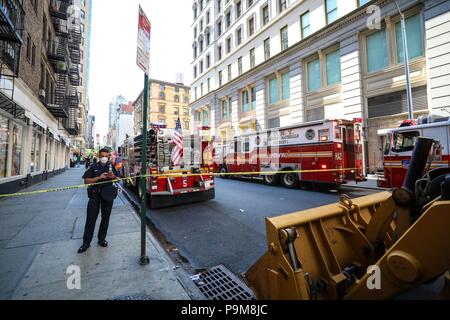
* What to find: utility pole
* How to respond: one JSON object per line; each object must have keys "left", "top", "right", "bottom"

{"left": 394, "top": 0, "right": 414, "bottom": 120}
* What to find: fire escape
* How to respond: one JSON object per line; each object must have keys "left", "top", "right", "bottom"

{"left": 0, "top": 0, "right": 25, "bottom": 122}
{"left": 47, "top": 0, "right": 81, "bottom": 136}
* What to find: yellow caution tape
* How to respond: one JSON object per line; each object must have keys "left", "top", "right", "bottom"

{"left": 0, "top": 168, "right": 360, "bottom": 198}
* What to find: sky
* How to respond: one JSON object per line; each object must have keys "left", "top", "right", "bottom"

{"left": 88, "top": 0, "right": 192, "bottom": 139}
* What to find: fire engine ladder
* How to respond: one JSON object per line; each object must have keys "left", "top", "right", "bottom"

{"left": 166, "top": 177, "right": 174, "bottom": 195}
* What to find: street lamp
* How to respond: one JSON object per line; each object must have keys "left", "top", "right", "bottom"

{"left": 394, "top": 0, "right": 414, "bottom": 120}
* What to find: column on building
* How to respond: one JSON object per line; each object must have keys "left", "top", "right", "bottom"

{"left": 255, "top": 79, "right": 266, "bottom": 130}
{"left": 340, "top": 34, "right": 364, "bottom": 119}
{"left": 289, "top": 63, "right": 304, "bottom": 125}
{"left": 424, "top": 0, "right": 450, "bottom": 116}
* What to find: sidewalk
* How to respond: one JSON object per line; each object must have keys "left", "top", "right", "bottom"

{"left": 0, "top": 168, "right": 193, "bottom": 300}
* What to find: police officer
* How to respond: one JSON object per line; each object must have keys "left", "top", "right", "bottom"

{"left": 78, "top": 148, "right": 121, "bottom": 254}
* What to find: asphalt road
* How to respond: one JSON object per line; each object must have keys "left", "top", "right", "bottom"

{"left": 128, "top": 178, "right": 377, "bottom": 275}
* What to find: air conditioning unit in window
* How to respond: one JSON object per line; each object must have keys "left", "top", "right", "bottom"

{"left": 39, "top": 90, "right": 46, "bottom": 99}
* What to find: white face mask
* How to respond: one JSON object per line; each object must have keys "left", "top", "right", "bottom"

{"left": 100, "top": 157, "right": 108, "bottom": 164}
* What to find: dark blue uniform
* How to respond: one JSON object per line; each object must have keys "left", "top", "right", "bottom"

{"left": 82, "top": 162, "right": 121, "bottom": 246}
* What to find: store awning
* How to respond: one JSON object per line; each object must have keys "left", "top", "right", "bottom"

{"left": 25, "top": 111, "right": 47, "bottom": 130}
{"left": 48, "top": 128, "right": 60, "bottom": 141}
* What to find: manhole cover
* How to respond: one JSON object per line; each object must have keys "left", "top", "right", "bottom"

{"left": 192, "top": 265, "right": 255, "bottom": 300}
{"left": 111, "top": 294, "right": 154, "bottom": 300}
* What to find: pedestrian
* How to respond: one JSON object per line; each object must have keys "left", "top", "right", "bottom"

{"left": 78, "top": 148, "right": 121, "bottom": 254}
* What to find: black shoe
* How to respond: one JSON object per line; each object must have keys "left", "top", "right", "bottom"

{"left": 98, "top": 240, "right": 108, "bottom": 248}
{"left": 78, "top": 244, "right": 90, "bottom": 254}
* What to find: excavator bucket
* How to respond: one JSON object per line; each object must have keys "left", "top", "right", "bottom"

{"left": 245, "top": 138, "right": 450, "bottom": 300}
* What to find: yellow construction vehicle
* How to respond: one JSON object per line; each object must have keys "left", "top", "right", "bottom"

{"left": 245, "top": 137, "right": 450, "bottom": 300}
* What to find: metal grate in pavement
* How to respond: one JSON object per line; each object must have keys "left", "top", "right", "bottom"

{"left": 111, "top": 294, "right": 154, "bottom": 300}
{"left": 192, "top": 265, "right": 255, "bottom": 300}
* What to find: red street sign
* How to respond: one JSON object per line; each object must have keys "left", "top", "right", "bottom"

{"left": 137, "top": 5, "right": 151, "bottom": 75}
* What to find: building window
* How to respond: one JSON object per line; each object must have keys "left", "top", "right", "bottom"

{"left": 326, "top": 49, "right": 341, "bottom": 86}
{"left": 159, "top": 104, "right": 166, "bottom": 113}
{"left": 193, "top": 44, "right": 197, "bottom": 59}
{"left": 238, "top": 56, "right": 243, "bottom": 75}
{"left": 268, "top": 71, "right": 290, "bottom": 105}
{"left": 194, "top": 66, "right": 197, "bottom": 78}
{"left": 184, "top": 121, "right": 190, "bottom": 130}
{"left": 30, "top": 132, "right": 41, "bottom": 173}
{"left": 206, "top": 30, "right": 211, "bottom": 45}
{"left": 326, "top": 0, "right": 338, "bottom": 24}
{"left": 250, "top": 48, "right": 255, "bottom": 68}
{"left": 174, "top": 95, "right": 180, "bottom": 103}
{"left": 200, "top": 19, "right": 204, "bottom": 31}
{"left": 221, "top": 98, "right": 231, "bottom": 119}
{"left": 201, "top": 82, "right": 204, "bottom": 96}
{"left": 359, "top": 0, "right": 370, "bottom": 5}
{"left": 236, "top": 1, "right": 242, "bottom": 18}
{"left": 194, "top": 26, "right": 198, "bottom": 39}
{"left": 240, "top": 86, "right": 256, "bottom": 113}
{"left": 202, "top": 109, "right": 210, "bottom": 126}
{"left": 31, "top": 43, "right": 36, "bottom": 66}
{"left": 184, "top": 107, "right": 189, "bottom": 116}
{"left": 11, "top": 123, "right": 23, "bottom": 176}
{"left": 160, "top": 84, "right": 166, "bottom": 91}
{"left": 159, "top": 92, "right": 166, "bottom": 100}
{"left": 268, "top": 117, "right": 280, "bottom": 129}
{"left": 225, "top": 10, "right": 231, "bottom": 28}
{"left": 366, "top": 29, "right": 388, "bottom": 73}
{"left": 218, "top": 44, "right": 223, "bottom": 60}
{"left": 206, "top": 54, "right": 210, "bottom": 68}
{"left": 248, "top": 16, "right": 255, "bottom": 36}
{"left": 248, "top": 0, "right": 254, "bottom": 7}
{"left": 278, "top": 0, "right": 287, "bottom": 13}
{"left": 200, "top": 60, "right": 204, "bottom": 73}
{"left": 217, "top": 20, "right": 222, "bottom": 36}
{"left": 395, "top": 14, "right": 424, "bottom": 63}
{"left": 301, "top": 11, "right": 310, "bottom": 38}
{"left": 307, "top": 58, "right": 321, "bottom": 92}
{"left": 280, "top": 26, "right": 288, "bottom": 50}
{"left": 207, "top": 78, "right": 211, "bottom": 91}
{"left": 227, "top": 64, "right": 232, "bottom": 81}
{"left": 236, "top": 27, "right": 242, "bottom": 45}
{"left": 264, "top": 38, "right": 270, "bottom": 60}
{"left": 26, "top": 34, "right": 31, "bottom": 61}
{"left": 158, "top": 118, "right": 166, "bottom": 125}
{"left": 219, "top": 70, "right": 223, "bottom": 86}
{"left": 194, "top": 87, "right": 198, "bottom": 100}
{"left": 0, "top": 115, "right": 8, "bottom": 178}
{"left": 174, "top": 107, "right": 179, "bottom": 115}
{"left": 262, "top": 4, "right": 269, "bottom": 26}
{"left": 226, "top": 36, "right": 232, "bottom": 53}
{"left": 217, "top": 0, "right": 222, "bottom": 12}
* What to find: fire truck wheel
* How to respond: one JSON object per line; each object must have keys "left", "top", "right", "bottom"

{"left": 281, "top": 172, "right": 300, "bottom": 189}
{"left": 219, "top": 166, "right": 229, "bottom": 179}
{"left": 263, "top": 174, "right": 280, "bottom": 186}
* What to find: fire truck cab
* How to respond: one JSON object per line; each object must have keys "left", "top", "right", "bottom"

{"left": 214, "top": 119, "right": 365, "bottom": 189}
{"left": 378, "top": 116, "right": 450, "bottom": 189}
{"left": 120, "top": 124, "right": 215, "bottom": 208}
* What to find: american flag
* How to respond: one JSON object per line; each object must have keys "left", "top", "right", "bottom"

{"left": 171, "top": 118, "right": 183, "bottom": 166}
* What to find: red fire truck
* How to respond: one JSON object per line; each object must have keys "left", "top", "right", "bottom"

{"left": 120, "top": 124, "right": 215, "bottom": 208}
{"left": 214, "top": 119, "right": 365, "bottom": 189}
{"left": 378, "top": 115, "right": 450, "bottom": 189}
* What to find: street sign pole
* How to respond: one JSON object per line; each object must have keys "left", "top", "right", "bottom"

{"left": 137, "top": 5, "right": 151, "bottom": 266}
{"left": 140, "top": 73, "right": 149, "bottom": 266}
